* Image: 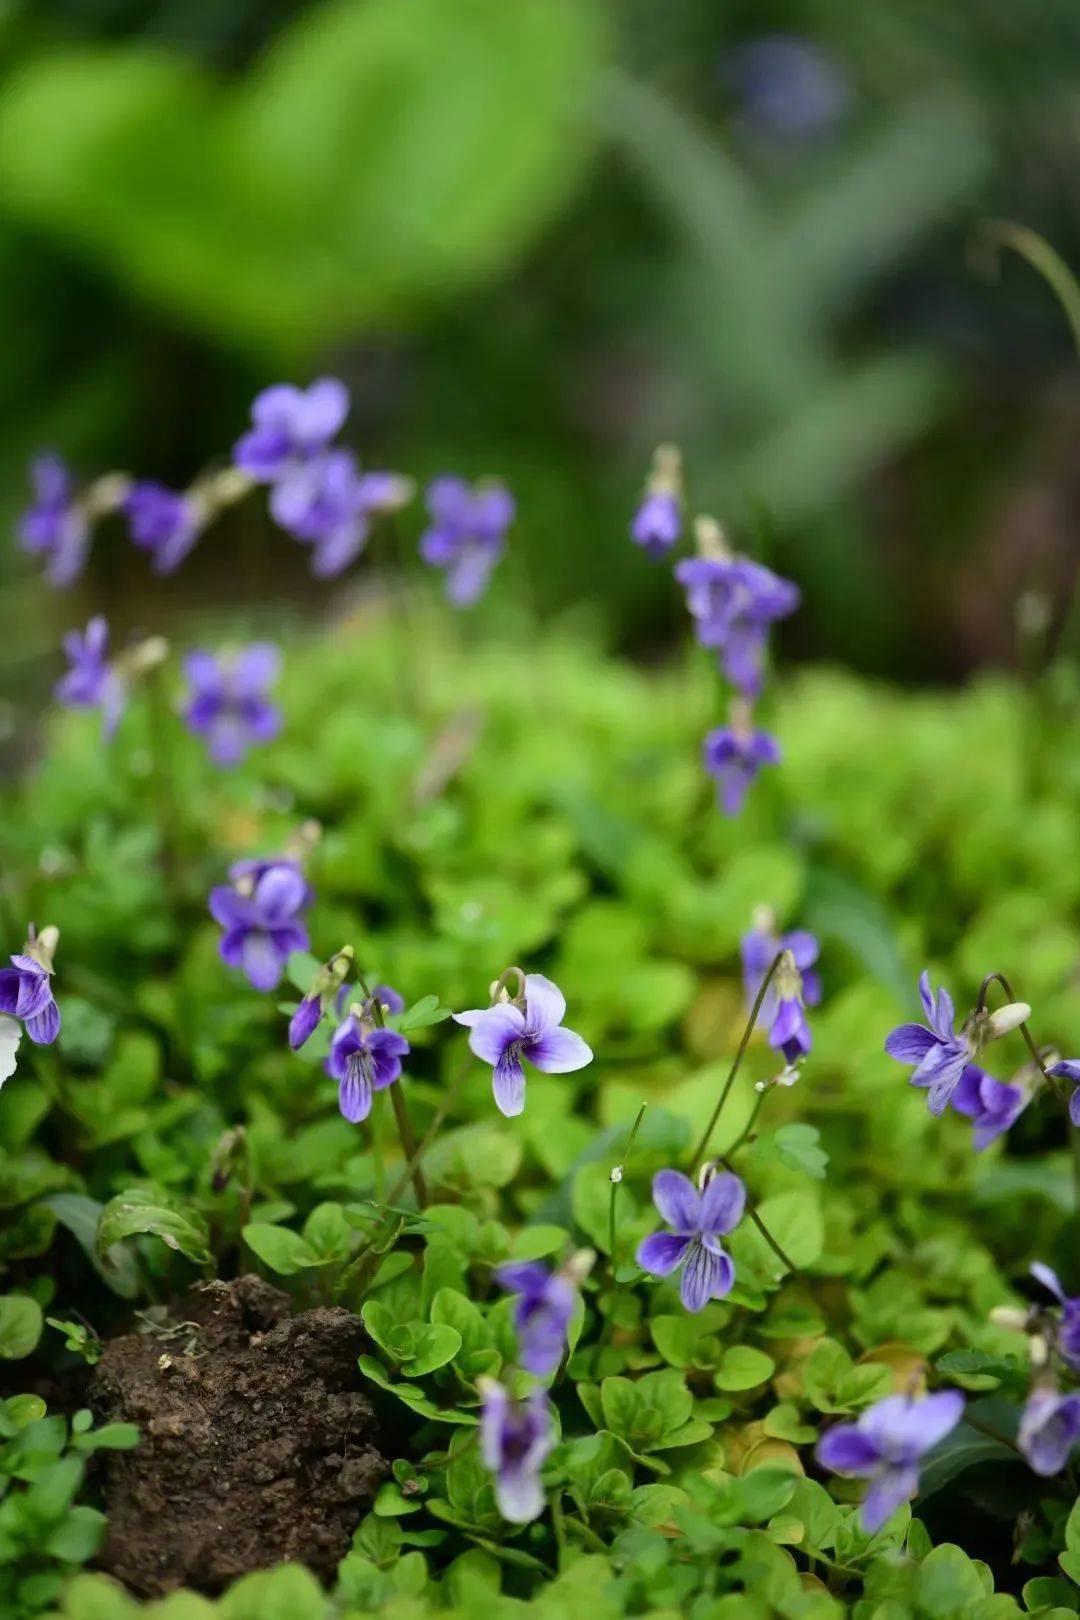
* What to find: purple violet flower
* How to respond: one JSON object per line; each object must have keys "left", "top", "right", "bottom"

{"left": 742, "top": 916, "right": 821, "bottom": 1015}
{"left": 631, "top": 491, "right": 681, "bottom": 558}
{"left": 182, "top": 645, "right": 282, "bottom": 767}
{"left": 885, "top": 972, "right": 975, "bottom": 1117}
{"left": 209, "top": 859, "right": 312, "bottom": 993}
{"left": 495, "top": 1261, "right": 575, "bottom": 1377}
{"left": 817, "top": 1390, "right": 964, "bottom": 1533}
{"left": 703, "top": 721, "right": 781, "bottom": 815}
{"left": 233, "top": 379, "right": 350, "bottom": 482}
{"left": 1047, "top": 1060, "right": 1080, "bottom": 1127}
{"left": 676, "top": 555, "right": 799, "bottom": 696}
{"left": 727, "top": 35, "right": 850, "bottom": 144}
{"left": 126, "top": 482, "right": 203, "bottom": 574}
{"left": 453, "top": 974, "right": 592, "bottom": 1118}
{"left": 324, "top": 1011, "right": 410, "bottom": 1124}
{"left": 950, "top": 1066, "right": 1027, "bottom": 1150}
{"left": 0, "top": 946, "right": 61, "bottom": 1047}
{"left": 1031, "top": 1264, "right": 1080, "bottom": 1370}
{"left": 269, "top": 449, "right": 370, "bottom": 578}
{"left": 420, "top": 476, "right": 515, "bottom": 606}
{"left": 479, "top": 1379, "right": 554, "bottom": 1524}
{"left": 1018, "top": 1385, "right": 1080, "bottom": 1477}
{"left": 636, "top": 1169, "right": 745, "bottom": 1312}
{"left": 17, "top": 454, "right": 90, "bottom": 587}
{"left": 55, "top": 618, "right": 126, "bottom": 738}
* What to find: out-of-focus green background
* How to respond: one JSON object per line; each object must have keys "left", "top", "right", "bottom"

{"left": 2, "top": 0, "right": 1080, "bottom": 709}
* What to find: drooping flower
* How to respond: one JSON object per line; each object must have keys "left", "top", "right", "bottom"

{"left": 55, "top": 617, "right": 127, "bottom": 738}
{"left": 703, "top": 715, "right": 781, "bottom": 815}
{"left": 478, "top": 1379, "right": 554, "bottom": 1524}
{"left": 125, "top": 482, "right": 204, "bottom": 575}
{"left": 768, "top": 949, "right": 813, "bottom": 1064}
{"left": 630, "top": 444, "right": 682, "bottom": 558}
{"left": 324, "top": 1010, "right": 410, "bottom": 1124}
{"left": 676, "top": 541, "right": 799, "bottom": 697}
{"left": 453, "top": 973, "right": 592, "bottom": 1117}
{"left": 1047, "top": 1059, "right": 1080, "bottom": 1127}
{"left": 885, "top": 973, "right": 1031, "bottom": 1117}
{"left": 1018, "top": 1384, "right": 1080, "bottom": 1477}
{"left": 817, "top": 1390, "right": 964, "bottom": 1533}
{"left": 495, "top": 1260, "right": 576, "bottom": 1377}
{"left": 419, "top": 476, "right": 515, "bottom": 606}
{"left": 950, "top": 1066, "right": 1028, "bottom": 1151}
{"left": 233, "top": 378, "right": 350, "bottom": 482}
{"left": 0, "top": 926, "right": 61, "bottom": 1046}
{"left": 1030, "top": 1264, "right": 1080, "bottom": 1370}
{"left": 636, "top": 1168, "right": 745, "bottom": 1313}
{"left": 288, "top": 948, "right": 356, "bottom": 1050}
{"left": 209, "top": 860, "right": 312, "bottom": 993}
{"left": 741, "top": 911, "right": 821, "bottom": 1016}
{"left": 182, "top": 645, "right": 282, "bottom": 767}
{"left": 17, "top": 454, "right": 90, "bottom": 587}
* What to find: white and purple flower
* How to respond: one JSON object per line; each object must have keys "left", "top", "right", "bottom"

{"left": 420, "top": 476, "right": 515, "bottom": 606}
{"left": 495, "top": 1260, "right": 575, "bottom": 1377}
{"left": 0, "top": 927, "right": 61, "bottom": 1047}
{"left": 885, "top": 972, "right": 1030, "bottom": 1117}
{"left": 1018, "top": 1384, "right": 1080, "bottom": 1477}
{"left": 479, "top": 1379, "right": 554, "bottom": 1524}
{"left": 454, "top": 974, "right": 592, "bottom": 1118}
{"left": 703, "top": 721, "right": 781, "bottom": 816}
{"left": 209, "top": 859, "right": 312, "bottom": 993}
{"left": 55, "top": 617, "right": 127, "bottom": 738}
{"left": 126, "top": 482, "right": 203, "bottom": 575}
{"left": 636, "top": 1168, "right": 744, "bottom": 1313}
{"left": 182, "top": 645, "right": 282, "bottom": 767}
{"left": 18, "top": 454, "right": 90, "bottom": 587}
{"left": 324, "top": 1010, "right": 410, "bottom": 1124}
{"left": 817, "top": 1390, "right": 964, "bottom": 1533}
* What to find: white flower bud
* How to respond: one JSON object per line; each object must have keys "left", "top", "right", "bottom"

{"left": 989, "top": 1305, "right": 1029, "bottom": 1332}
{"left": 1029, "top": 1333, "right": 1049, "bottom": 1367}
{"left": 754, "top": 1080, "right": 767, "bottom": 1094}
{"left": 987, "top": 1002, "right": 1031, "bottom": 1040}
{"left": 609, "top": 1165, "right": 623, "bottom": 1184}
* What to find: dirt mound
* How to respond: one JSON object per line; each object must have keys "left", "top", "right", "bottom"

{"left": 91, "top": 1275, "right": 388, "bottom": 1595}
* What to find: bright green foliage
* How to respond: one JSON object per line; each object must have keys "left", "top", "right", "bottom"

{"left": 3, "top": 622, "right": 1080, "bottom": 1614}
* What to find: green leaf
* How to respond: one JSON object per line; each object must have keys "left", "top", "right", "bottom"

{"left": 242, "top": 1223, "right": 319, "bottom": 1275}
{"left": 395, "top": 995, "right": 452, "bottom": 1032}
{"left": 406, "top": 1323, "right": 463, "bottom": 1377}
{"left": 98, "top": 1190, "right": 213, "bottom": 1269}
{"left": 0, "top": 1294, "right": 44, "bottom": 1359}
{"left": 302, "top": 1202, "right": 351, "bottom": 1261}
{"left": 508, "top": 1224, "right": 569, "bottom": 1260}
{"left": 714, "top": 1344, "right": 775, "bottom": 1392}
{"left": 43, "top": 1192, "right": 142, "bottom": 1298}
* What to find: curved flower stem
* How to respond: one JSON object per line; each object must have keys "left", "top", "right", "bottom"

{"left": 975, "top": 971, "right": 1065, "bottom": 1103}
{"left": 726, "top": 1087, "right": 768, "bottom": 1157}
{"left": 960, "top": 1411, "right": 1024, "bottom": 1459}
{"left": 689, "top": 950, "right": 786, "bottom": 1174}
{"left": 718, "top": 1153, "right": 797, "bottom": 1275}
{"left": 603, "top": 1103, "right": 647, "bottom": 1347}
{"left": 383, "top": 1053, "right": 471, "bottom": 1210}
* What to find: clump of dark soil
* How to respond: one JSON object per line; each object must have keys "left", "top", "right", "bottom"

{"left": 91, "top": 1275, "right": 389, "bottom": 1596}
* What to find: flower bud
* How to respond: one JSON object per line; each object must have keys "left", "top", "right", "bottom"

{"left": 987, "top": 1002, "right": 1031, "bottom": 1040}
{"left": 989, "top": 1305, "right": 1029, "bottom": 1332}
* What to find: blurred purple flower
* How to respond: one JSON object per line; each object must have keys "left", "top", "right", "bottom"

{"left": 676, "top": 556, "right": 799, "bottom": 696}
{"left": 454, "top": 974, "right": 591, "bottom": 1118}
{"left": 1048, "top": 1059, "right": 1080, "bottom": 1127}
{"left": 742, "top": 918, "right": 821, "bottom": 1014}
{"left": 182, "top": 645, "right": 282, "bottom": 767}
{"left": 479, "top": 1380, "right": 554, "bottom": 1524}
{"left": 885, "top": 972, "right": 974, "bottom": 1116}
{"left": 18, "top": 454, "right": 90, "bottom": 587}
{"left": 495, "top": 1260, "right": 575, "bottom": 1376}
{"left": 233, "top": 379, "right": 350, "bottom": 482}
{"left": 269, "top": 449, "right": 368, "bottom": 578}
{"left": 631, "top": 491, "right": 680, "bottom": 559}
{"left": 950, "top": 1066, "right": 1027, "bottom": 1150}
{"left": 0, "top": 952, "right": 60, "bottom": 1046}
{"left": 728, "top": 35, "right": 850, "bottom": 144}
{"left": 636, "top": 1169, "right": 744, "bottom": 1312}
{"left": 420, "top": 476, "right": 515, "bottom": 606}
{"left": 125, "top": 482, "right": 203, "bottom": 575}
{"left": 703, "top": 723, "right": 781, "bottom": 815}
{"left": 209, "top": 859, "right": 312, "bottom": 992}
{"left": 817, "top": 1391, "right": 963, "bottom": 1533}
{"left": 1031, "top": 1264, "right": 1080, "bottom": 1370}
{"left": 325, "top": 1012, "right": 409, "bottom": 1123}
{"left": 1018, "top": 1385, "right": 1080, "bottom": 1476}
{"left": 55, "top": 618, "right": 126, "bottom": 738}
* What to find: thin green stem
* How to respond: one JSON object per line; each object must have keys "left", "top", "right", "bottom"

{"left": 145, "top": 666, "right": 185, "bottom": 926}
{"left": 689, "top": 950, "right": 786, "bottom": 1173}
{"left": 961, "top": 1412, "right": 1024, "bottom": 1460}
{"left": 719, "top": 1153, "right": 797, "bottom": 1275}
{"left": 977, "top": 221, "right": 1080, "bottom": 358}
{"left": 604, "top": 1104, "right": 647, "bottom": 1346}
{"left": 976, "top": 971, "right": 1064, "bottom": 1102}
{"left": 358, "top": 972, "right": 427, "bottom": 1207}
{"left": 726, "top": 1087, "right": 768, "bottom": 1156}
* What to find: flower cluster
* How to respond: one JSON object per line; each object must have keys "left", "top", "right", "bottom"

{"left": 419, "top": 476, "right": 515, "bottom": 606}
{"left": 885, "top": 970, "right": 1033, "bottom": 1133}
{"left": 454, "top": 970, "right": 592, "bottom": 1117}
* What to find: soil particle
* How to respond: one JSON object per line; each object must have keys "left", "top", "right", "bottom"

{"left": 90, "top": 1275, "right": 389, "bottom": 1596}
